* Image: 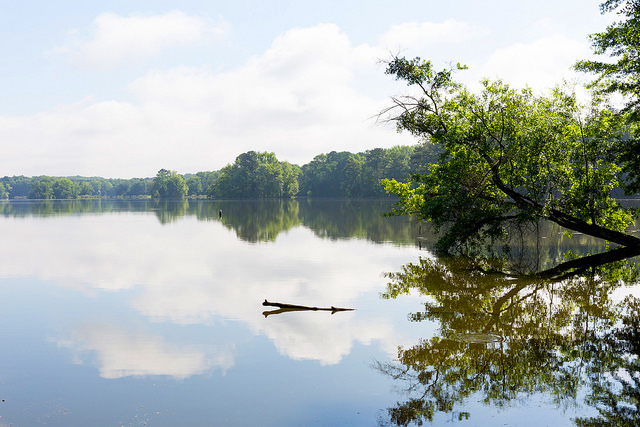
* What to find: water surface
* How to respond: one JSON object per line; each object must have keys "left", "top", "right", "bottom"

{"left": 0, "top": 199, "right": 638, "bottom": 426}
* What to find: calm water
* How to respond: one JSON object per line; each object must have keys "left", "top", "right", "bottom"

{"left": 0, "top": 199, "right": 638, "bottom": 426}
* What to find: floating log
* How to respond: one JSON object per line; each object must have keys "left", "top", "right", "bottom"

{"left": 262, "top": 299, "right": 355, "bottom": 317}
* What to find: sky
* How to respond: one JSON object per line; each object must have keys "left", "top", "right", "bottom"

{"left": 0, "top": 0, "right": 618, "bottom": 178}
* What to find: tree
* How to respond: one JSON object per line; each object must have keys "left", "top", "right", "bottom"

{"left": 256, "top": 162, "right": 283, "bottom": 198}
{"left": 409, "top": 142, "right": 442, "bottom": 174}
{"left": 575, "top": 0, "right": 640, "bottom": 117}
{"left": 91, "top": 178, "right": 113, "bottom": 197}
{"left": 342, "top": 154, "right": 364, "bottom": 196}
{"left": 2, "top": 176, "right": 30, "bottom": 198}
{"left": 209, "top": 151, "right": 298, "bottom": 199}
{"left": 236, "top": 151, "right": 260, "bottom": 197}
{"left": 0, "top": 182, "right": 8, "bottom": 199}
{"left": 281, "top": 162, "right": 300, "bottom": 198}
{"left": 186, "top": 176, "right": 202, "bottom": 196}
{"left": 575, "top": 0, "right": 640, "bottom": 194}
{"left": 196, "top": 171, "right": 218, "bottom": 196}
{"left": 127, "top": 178, "right": 149, "bottom": 196}
{"left": 152, "top": 169, "right": 187, "bottom": 199}
{"left": 28, "top": 177, "right": 53, "bottom": 199}
{"left": 114, "top": 179, "right": 130, "bottom": 197}
{"left": 52, "top": 178, "right": 77, "bottom": 199}
{"left": 77, "top": 182, "right": 93, "bottom": 197}
{"left": 208, "top": 165, "right": 235, "bottom": 198}
{"left": 380, "top": 56, "right": 640, "bottom": 255}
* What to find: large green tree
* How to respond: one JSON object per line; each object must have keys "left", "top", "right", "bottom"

{"left": 152, "top": 169, "right": 188, "bottom": 199}
{"left": 381, "top": 56, "right": 640, "bottom": 255}
{"left": 28, "top": 177, "right": 54, "bottom": 199}
{"left": 52, "top": 178, "right": 77, "bottom": 199}
{"left": 209, "top": 151, "right": 299, "bottom": 199}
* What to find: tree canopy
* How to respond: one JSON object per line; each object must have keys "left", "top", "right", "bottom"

{"left": 152, "top": 169, "right": 188, "bottom": 199}
{"left": 575, "top": 0, "right": 640, "bottom": 195}
{"left": 1, "top": 146, "right": 421, "bottom": 200}
{"left": 575, "top": 0, "right": 640, "bottom": 116}
{"left": 0, "top": 182, "right": 8, "bottom": 199}
{"left": 208, "top": 151, "right": 300, "bottom": 199}
{"left": 381, "top": 56, "right": 640, "bottom": 255}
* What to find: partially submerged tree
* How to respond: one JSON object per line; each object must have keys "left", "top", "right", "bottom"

{"left": 380, "top": 56, "right": 640, "bottom": 254}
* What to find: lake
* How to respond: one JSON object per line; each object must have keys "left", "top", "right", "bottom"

{"left": 0, "top": 199, "right": 639, "bottom": 426}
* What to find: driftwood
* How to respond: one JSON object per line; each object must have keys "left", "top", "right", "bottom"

{"left": 262, "top": 299, "right": 355, "bottom": 317}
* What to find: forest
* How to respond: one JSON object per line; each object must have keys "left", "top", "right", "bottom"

{"left": 0, "top": 144, "right": 441, "bottom": 200}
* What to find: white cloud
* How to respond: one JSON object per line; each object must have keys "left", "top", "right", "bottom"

{"left": 379, "top": 20, "right": 489, "bottom": 53}
{"left": 1, "top": 20, "right": 595, "bottom": 178}
{"left": 3, "top": 23, "right": 414, "bottom": 177}
{"left": 475, "top": 35, "right": 590, "bottom": 91}
{"left": 53, "top": 11, "right": 230, "bottom": 68}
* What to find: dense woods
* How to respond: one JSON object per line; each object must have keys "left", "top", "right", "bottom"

{"left": 0, "top": 144, "right": 439, "bottom": 200}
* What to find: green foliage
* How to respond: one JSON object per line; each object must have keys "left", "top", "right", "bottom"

{"left": 17, "top": 175, "right": 150, "bottom": 199}
{"left": 186, "top": 176, "right": 202, "bottom": 196}
{"left": 77, "top": 182, "right": 93, "bottom": 197}
{"left": 382, "top": 55, "right": 640, "bottom": 254}
{"left": 2, "top": 145, "right": 453, "bottom": 201}
{"left": 127, "top": 178, "right": 149, "bottom": 196}
{"left": 1, "top": 176, "right": 30, "bottom": 198}
{"left": 90, "top": 178, "right": 114, "bottom": 197}
{"left": 299, "top": 147, "right": 415, "bottom": 197}
{"left": 575, "top": 0, "right": 640, "bottom": 194}
{"left": 28, "top": 177, "right": 54, "bottom": 199}
{"left": 409, "top": 142, "right": 443, "bottom": 174}
{"left": 52, "top": 178, "right": 77, "bottom": 199}
{"left": 208, "top": 151, "right": 300, "bottom": 199}
{"left": 575, "top": 0, "right": 640, "bottom": 117}
{"left": 152, "top": 169, "right": 188, "bottom": 199}
{"left": 0, "top": 182, "right": 8, "bottom": 199}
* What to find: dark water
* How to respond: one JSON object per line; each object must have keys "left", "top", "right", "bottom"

{"left": 0, "top": 199, "right": 638, "bottom": 426}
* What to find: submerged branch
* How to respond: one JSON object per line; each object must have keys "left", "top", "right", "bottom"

{"left": 534, "top": 245, "right": 640, "bottom": 282}
{"left": 262, "top": 299, "right": 355, "bottom": 317}
{"left": 490, "top": 170, "right": 640, "bottom": 248}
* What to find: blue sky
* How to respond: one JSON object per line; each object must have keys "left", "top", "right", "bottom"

{"left": 0, "top": 0, "right": 615, "bottom": 178}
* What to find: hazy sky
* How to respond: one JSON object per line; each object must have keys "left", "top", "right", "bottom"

{"left": 0, "top": 0, "right": 616, "bottom": 178}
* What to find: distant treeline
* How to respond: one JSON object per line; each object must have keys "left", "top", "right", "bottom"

{"left": 0, "top": 144, "right": 441, "bottom": 200}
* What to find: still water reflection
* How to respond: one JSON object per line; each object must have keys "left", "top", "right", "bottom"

{"left": 378, "top": 247, "right": 640, "bottom": 426}
{"left": 0, "top": 199, "right": 638, "bottom": 426}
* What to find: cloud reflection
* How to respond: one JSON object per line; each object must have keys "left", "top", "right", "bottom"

{"left": 263, "top": 313, "right": 397, "bottom": 365}
{"left": 56, "top": 323, "right": 234, "bottom": 379}
{"left": 0, "top": 212, "right": 421, "bottom": 369}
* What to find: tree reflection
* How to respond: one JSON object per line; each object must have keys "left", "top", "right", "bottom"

{"left": 298, "top": 199, "right": 418, "bottom": 244}
{"left": 575, "top": 295, "right": 640, "bottom": 426}
{"left": 151, "top": 199, "right": 189, "bottom": 224}
{"left": 218, "top": 200, "right": 301, "bottom": 242}
{"left": 377, "top": 247, "right": 640, "bottom": 426}
{"left": 1, "top": 199, "right": 424, "bottom": 244}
